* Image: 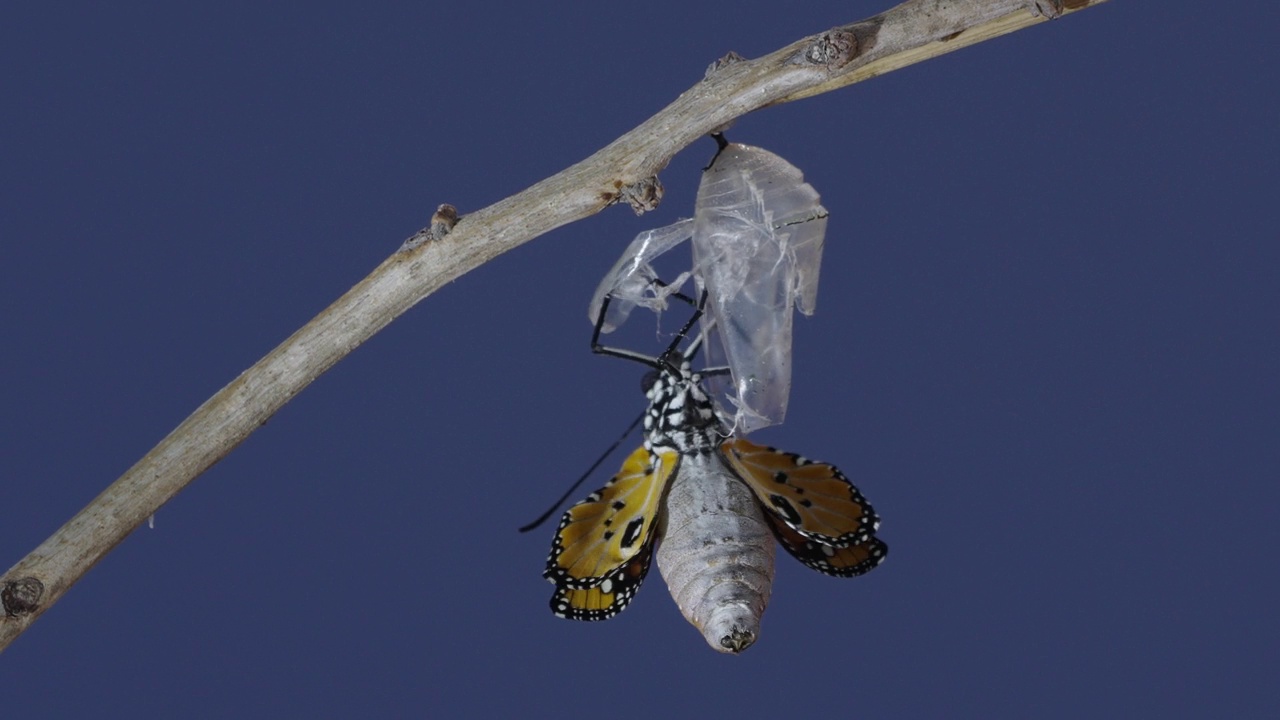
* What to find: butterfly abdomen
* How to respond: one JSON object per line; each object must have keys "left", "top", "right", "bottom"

{"left": 655, "top": 451, "right": 775, "bottom": 654}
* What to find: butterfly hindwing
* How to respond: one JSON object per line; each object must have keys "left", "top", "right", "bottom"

{"left": 545, "top": 446, "right": 678, "bottom": 592}
{"left": 720, "top": 437, "right": 878, "bottom": 547}
{"left": 550, "top": 540, "right": 655, "bottom": 621}
{"left": 767, "top": 516, "right": 888, "bottom": 577}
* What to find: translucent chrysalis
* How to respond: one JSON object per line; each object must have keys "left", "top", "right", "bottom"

{"left": 589, "top": 138, "right": 827, "bottom": 433}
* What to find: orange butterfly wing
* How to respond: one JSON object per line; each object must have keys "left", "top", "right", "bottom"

{"left": 766, "top": 516, "right": 888, "bottom": 577}
{"left": 545, "top": 445, "right": 679, "bottom": 620}
{"left": 719, "top": 437, "right": 879, "bottom": 547}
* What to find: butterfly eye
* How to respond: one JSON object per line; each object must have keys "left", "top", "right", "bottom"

{"left": 640, "top": 370, "right": 659, "bottom": 394}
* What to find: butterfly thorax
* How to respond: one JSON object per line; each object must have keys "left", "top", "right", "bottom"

{"left": 642, "top": 359, "right": 724, "bottom": 455}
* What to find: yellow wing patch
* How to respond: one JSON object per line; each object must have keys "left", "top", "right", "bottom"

{"left": 545, "top": 445, "right": 678, "bottom": 594}
{"left": 720, "top": 437, "right": 878, "bottom": 547}
{"left": 550, "top": 543, "right": 654, "bottom": 621}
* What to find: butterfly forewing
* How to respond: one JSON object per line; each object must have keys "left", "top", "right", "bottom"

{"left": 767, "top": 516, "right": 888, "bottom": 577}
{"left": 545, "top": 446, "right": 678, "bottom": 590}
{"left": 720, "top": 437, "right": 878, "bottom": 547}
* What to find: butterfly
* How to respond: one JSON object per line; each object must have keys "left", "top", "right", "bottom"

{"left": 541, "top": 290, "right": 887, "bottom": 653}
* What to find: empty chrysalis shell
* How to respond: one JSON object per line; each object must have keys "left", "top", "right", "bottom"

{"left": 692, "top": 143, "right": 827, "bottom": 434}
{"left": 589, "top": 141, "right": 827, "bottom": 433}
{"left": 589, "top": 218, "right": 695, "bottom": 335}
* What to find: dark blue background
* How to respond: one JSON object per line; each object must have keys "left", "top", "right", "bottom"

{"left": 4, "top": 1, "right": 1277, "bottom": 716}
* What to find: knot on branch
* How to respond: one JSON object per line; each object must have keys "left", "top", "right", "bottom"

{"left": 399, "top": 204, "right": 460, "bottom": 252}
{"left": 1029, "top": 0, "right": 1065, "bottom": 19}
{"left": 2, "top": 576, "right": 45, "bottom": 617}
{"left": 793, "top": 19, "right": 880, "bottom": 70}
{"left": 617, "top": 176, "right": 664, "bottom": 215}
{"left": 803, "top": 29, "right": 859, "bottom": 68}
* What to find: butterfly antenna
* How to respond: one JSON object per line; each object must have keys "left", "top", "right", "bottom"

{"left": 658, "top": 287, "right": 710, "bottom": 368}
{"left": 517, "top": 410, "right": 646, "bottom": 533}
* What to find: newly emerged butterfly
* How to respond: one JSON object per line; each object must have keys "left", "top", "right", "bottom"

{"left": 542, "top": 291, "right": 886, "bottom": 653}
{"left": 588, "top": 135, "right": 829, "bottom": 434}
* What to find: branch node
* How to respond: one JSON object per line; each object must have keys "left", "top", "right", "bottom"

{"left": 704, "top": 51, "right": 746, "bottom": 79}
{"left": 399, "top": 204, "right": 460, "bottom": 252}
{"left": 800, "top": 29, "right": 859, "bottom": 68}
{"left": 618, "top": 176, "right": 664, "bottom": 215}
{"left": 2, "top": 576, "right": 45, "bottom": 617}
{"left": 1029, "top": 0, "right": 1065, "bottom": 19}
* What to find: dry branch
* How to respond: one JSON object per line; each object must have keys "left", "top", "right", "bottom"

{"left": 1, "top": 0, "right": 1108, "bottom": 651}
